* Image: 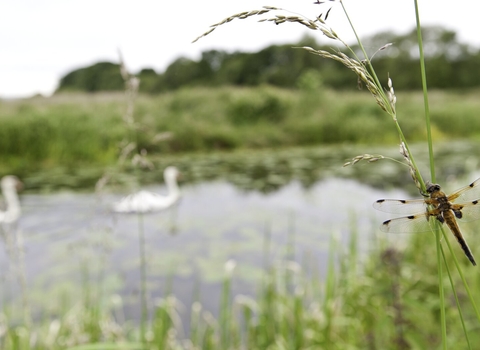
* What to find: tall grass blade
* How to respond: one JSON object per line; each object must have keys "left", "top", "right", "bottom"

{"left": 441, "top": 230, "right": 480, "bottom": 322}
{"left": 435, "top": 228, "right": 447, "bottom": 349}
{"left": 323, "top": 234, "right": 337, "bottom": 347}
{"left": 137, "top": 212, "right": 147, "bottom": 343}
{"left": 440, "top": 243, "right": 472, "bottom": 349}
{"left": 412, "top": 0, "right": 435, "bottom": 183}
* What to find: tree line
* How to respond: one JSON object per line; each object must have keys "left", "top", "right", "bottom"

{"left": 56, "top": 26, "right": 480, "bottom": 93}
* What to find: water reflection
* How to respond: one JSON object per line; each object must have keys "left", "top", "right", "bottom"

{"left": 20, "top": 141, "right": 480, "bottom": 195}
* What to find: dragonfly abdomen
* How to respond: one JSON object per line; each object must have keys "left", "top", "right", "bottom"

{"left": 444, "top": 211, "right": 477, "bottom": 266}
{"left": 455, "top": 234, "right": 477, "bottom": 266}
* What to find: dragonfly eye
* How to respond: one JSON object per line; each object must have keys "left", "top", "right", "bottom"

{"left": 426, "top": 182, "right": 440, "bottom": 193}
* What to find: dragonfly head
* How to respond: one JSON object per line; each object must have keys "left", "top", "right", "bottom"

{"left": 425, "top": 181, "right": 441, "bottom": 194}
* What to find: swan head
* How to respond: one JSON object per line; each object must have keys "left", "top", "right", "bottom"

{"left": 164, "top": 166, "right": 180, "bottom": 178}
{"left": 1, "top": 175, "right": 23, "bottom": 192}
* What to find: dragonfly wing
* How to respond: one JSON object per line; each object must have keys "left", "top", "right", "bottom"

{"left": 379, "top": 212, "right": 441, "bottom": 233}
{"left": 452, "top": 200, "right": 480, "bottom": 223}
{"left": 448, "top": 177, "right": 480, "bottom": 203}
{"left": 373, "top": 198, "right": 427, "bottom": 215}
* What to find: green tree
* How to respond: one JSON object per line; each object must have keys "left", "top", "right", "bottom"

{"left": 137, "top": 68, "right": 160, "bottom": 93}
{"left": 56, "top": 62, "right": 124, "bottom": 92}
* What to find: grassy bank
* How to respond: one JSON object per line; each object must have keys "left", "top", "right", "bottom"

{"left": 2, "top": 87, "right": 480, "bottom": 177}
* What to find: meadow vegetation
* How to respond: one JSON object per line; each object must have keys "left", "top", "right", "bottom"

{"left": 2, "top": 225, "right": 480, "bottom": 350}
{"left": 2, "top": 87, "right": 480, "bottom": 180}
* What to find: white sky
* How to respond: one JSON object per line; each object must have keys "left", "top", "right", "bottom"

{"left": 1, "top": 0, "right": 478, "bottom": 98}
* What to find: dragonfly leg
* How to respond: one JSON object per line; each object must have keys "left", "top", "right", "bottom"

{"left": 435, "top": 214, "right": 445, "bottom": 224}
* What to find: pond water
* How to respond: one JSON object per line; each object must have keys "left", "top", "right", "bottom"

{"left": 2, "top": 141, "right": 480, "bottom": 324}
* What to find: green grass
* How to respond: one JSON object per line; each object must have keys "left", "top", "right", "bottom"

{"left": 2, "top": 87, "right": 480, "bottom": 178}
{"left": 2, "top": 219, "right": 480, "bottom": 349}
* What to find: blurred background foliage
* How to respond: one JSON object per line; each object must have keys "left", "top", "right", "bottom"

{"left": 4, "top": 25, "right": 480, "bottom": 181}
{"left": 56, "top": 26, "right": 480, "bottom": 93}
{"left": 3, "top": 86, "right": 480, "bottom": 181}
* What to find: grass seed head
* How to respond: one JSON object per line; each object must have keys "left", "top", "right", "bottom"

{"left": 399, "top": 142, "right": 422, "bottom": 191}
{"left": 343, "top": 154, "right": 385, "bottom": 167}
{"left": 387, "top": 75, "right": 397, "bottom": 111}
{"left": 192, "top": 7, "right": 278, "bottom": 43}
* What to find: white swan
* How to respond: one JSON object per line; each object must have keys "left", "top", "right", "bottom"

{"left": 113, "top": 166, "right": 181, "bottom": 213}
{"left": 0, "top": 175, "right": 22, "bottom": 224}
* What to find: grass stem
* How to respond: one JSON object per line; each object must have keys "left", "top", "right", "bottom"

{"left": 137, "top": 212, "right": 148, "bottom": 343}
{"left": 413, "top": 0, "right": 435, "bottom": 183}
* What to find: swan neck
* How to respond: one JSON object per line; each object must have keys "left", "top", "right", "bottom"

{"left": 3, "top": 185, "right": 20, "bottom": 208}
{"left": 1, "top": 183, "right": 21, "bottom": 221}
{"left": 165, "top": 176, "right": 179, "bottom": 195}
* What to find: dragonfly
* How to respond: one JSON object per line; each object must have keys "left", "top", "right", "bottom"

{"left": 373, "top": 178, "right": 480, "bottom": 266}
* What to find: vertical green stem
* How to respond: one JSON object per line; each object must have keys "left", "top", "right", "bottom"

{"left": 435, "top": 228, "right": 447, "bottom": 349}
{"left": 440, "top": 241, "right": 472, "bottom": 349}
{"left": 15, "top": 230, "right": 32, "bottom": 331}
{"left": 138, "top": 212, "right": 147, "bottom": 343}
{"left": 286, "top": 211, "right": 295, "bottom": 292}
{"left": 412, "top": 0, "right": 447, "bottom": 347}
{"left": 442, "top": 230, "right": 480, "bottom": 322}
{"left": 262, "top": 221, "right": 271, "bottom": 269}
{"left": 413, "top": 0, "right": 435, "bottom": 182}
{"left": 220, "top": 265, "right": 233, "bottom": 349}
